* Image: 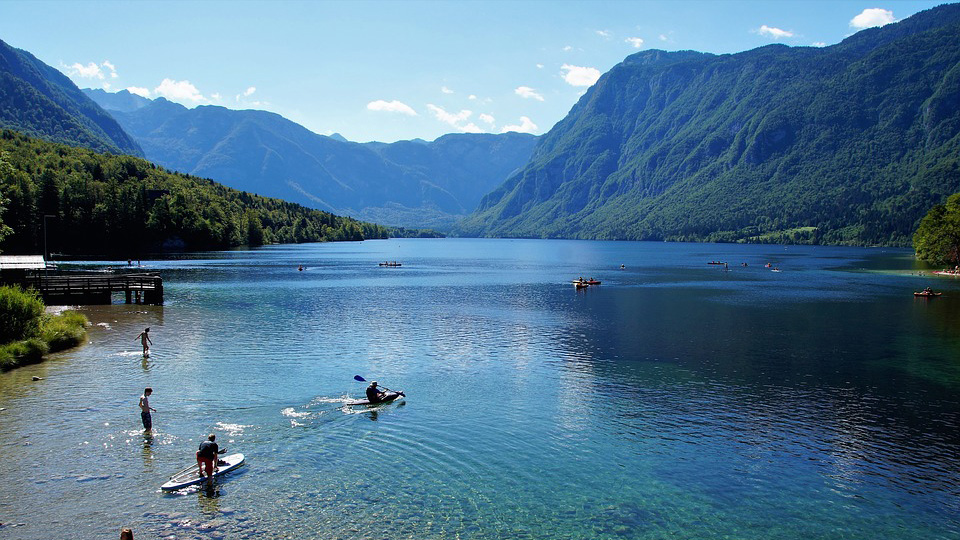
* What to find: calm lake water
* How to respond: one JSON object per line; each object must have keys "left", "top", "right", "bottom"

{"left": 1, "top": 239, "right": 959, "bottom": 540}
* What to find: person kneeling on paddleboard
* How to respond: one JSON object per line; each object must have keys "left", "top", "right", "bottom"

{"left": 366, "top": 381, "right": 386, "bottom": 404}
{"left": 196, "top": 434, "right": 226, "bottom": 478}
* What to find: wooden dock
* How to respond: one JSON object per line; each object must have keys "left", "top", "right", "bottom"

{"left": 24, "top": 272, "right": 164, "bottom": 305}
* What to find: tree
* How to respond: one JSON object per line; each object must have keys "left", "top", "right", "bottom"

{"left": 913, "top": 193, "right": 960, "bottom": 268}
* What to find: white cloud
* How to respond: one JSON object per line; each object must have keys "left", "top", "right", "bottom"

{"left": 625, "top": 37, "right": 645, "bottom": 48}
{"left": 126, "top": 86, "right": 150, "bottom": 98}
{"left": 65, "top": 62, "right": 105, "bottom": 79}
{"left": 561, "top": 64, "right": 601, "bottom": 87}
{"left": 500, "top": 116, "right": 538, "bottom": 134}
{"left": 468, "top": 94, "right": 477, "bottom": 100}
{"left": 812, "top": 41, "right": 827, "bottom": 48}
{"left": 64, "top": 60, "right": 120, "bottom": 80}
{"left": 154, "top": 78, "right": 207, "bottom": 103}
{"left": 211, "top": 92, "right": 222, "bottom": 101}
{"left": 515, "top": 86, "right": 544, "bottom": 101}
{"left": 850, "top": 8, "right": 895, "bottom": 29}
{"left": 102, "top": 60, "right": 118, "bottom": 78}
{"left": 479, "top": 113, "right": 495, "bottom": 125}
{"left": 427, "top": 104, "right": 471, "bottom": 125}
{"left": 441, "top": 86, "right": 454, "bottom": 94}
{"left": 659, "top": 34, "right": 669, "bottom": 41}
{"left": 243, "top": 86, "right": 257, "bottom": 97}
{"left": 536, "top": 63, "right": 544, "bottom": 69}
{"left": 756, "top": 25, "right": 794, "bottom": 39}
{"left": 563, "top": 45, "right": 573, "bottom": 52}
{"left": 596, "top": 30, "right": 612, "bottom": 38}
{"left": 426, "top": 104, "right": 484, "bottom": 133}
{"left": 367, "top": 100, "right": 418, "bottom": 115}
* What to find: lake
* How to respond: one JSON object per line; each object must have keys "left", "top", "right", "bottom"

{"left": 0, "top": 238, "right": 958, "bottom": 540}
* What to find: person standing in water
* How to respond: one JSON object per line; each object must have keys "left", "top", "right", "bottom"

{"left": 139, "top": 387, "right": 156, "bottom": 431}
{"left": 136, "top": 328, "right": 152, "bottom": 356}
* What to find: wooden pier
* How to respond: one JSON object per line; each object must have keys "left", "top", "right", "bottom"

{"left": 24, "top": 272, "right": 164, "bottom": 305}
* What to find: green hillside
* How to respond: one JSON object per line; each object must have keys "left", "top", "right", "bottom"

{"left": 0, "top": 39, "right": 143, "bottom": 157}
{"left": 458, "top": 4, "right": 960, "bottom": 246}
{"left": 0, "top": 130, "right": 396, "bottom": 256}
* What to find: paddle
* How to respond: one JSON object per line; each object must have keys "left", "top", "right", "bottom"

{"left": 353, "top": 375, "right": 402, "bottom": 396}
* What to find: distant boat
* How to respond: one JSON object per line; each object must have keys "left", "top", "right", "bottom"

{"left": 914, "top": 290, "right": 942, "bottom": 297}
{"left": 574, "top": 281, "right": 589, "bottom": 289}
{"left": 707, "top": 261, "right": 725, "bottom": 265}
{"left": 378, "top": 261, "right": 402, "bottom": 267}
{"left": 585, "top": 279, "right": 601, "bottom": 285}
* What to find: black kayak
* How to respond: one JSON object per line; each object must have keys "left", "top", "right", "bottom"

{"left": 346, "top": 391, "right": 405, "bottom": 406}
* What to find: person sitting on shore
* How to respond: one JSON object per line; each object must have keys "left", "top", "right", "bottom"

{"left": 196, "top": 434, "right": 225, "bottom": 478}
{"left": 366, "top": 381, "right": 386, "bottom": 403}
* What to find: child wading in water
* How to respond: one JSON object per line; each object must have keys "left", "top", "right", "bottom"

{"left": 136, "top": 328, "right": 152, "bottom": 356}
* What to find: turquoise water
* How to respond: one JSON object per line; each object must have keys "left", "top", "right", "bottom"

{"left": 1, "top": 239, "right": 958, "bottom": 539}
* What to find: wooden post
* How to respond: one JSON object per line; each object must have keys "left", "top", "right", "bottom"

{"left": 120, "top": 528, "right": 134, "bottom": 540}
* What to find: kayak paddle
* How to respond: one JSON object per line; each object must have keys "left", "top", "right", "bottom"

{"left": 353, "top": 375, "right": 399, "bottom": 395}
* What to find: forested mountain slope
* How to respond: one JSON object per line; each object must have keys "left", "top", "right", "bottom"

{"left": 0, "top": 39, "right": 143, "bottom": 157}
{"left": 0, "top": 130, "right": 394, "bottom": 256}
{"left": 458, "top": 4, "right": 960, "bottom": 246}
{"left": 85, "top": 93, "right": 536, "bottom": 231}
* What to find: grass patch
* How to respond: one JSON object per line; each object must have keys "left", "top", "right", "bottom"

{"left": 0, "top": 286, "right": 88, "bottom": 371}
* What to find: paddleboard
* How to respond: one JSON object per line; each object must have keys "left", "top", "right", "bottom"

{"left": 345, "top": 391, "right": 405, "bottom": 406}
{"left": 161, "top": 453, "right": 245, "bottom": 491}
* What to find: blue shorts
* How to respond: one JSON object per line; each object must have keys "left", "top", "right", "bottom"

{"left": 141, "top": 411, "right": 152, "bottom": 429}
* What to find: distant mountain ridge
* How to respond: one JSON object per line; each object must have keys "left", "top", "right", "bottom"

{"left": 458, "top": 4, "right": 960, "bottom": 246}
{"left": 0, "top": 39, "right": 142, "bottom": 156}
{"left": 84, "top": 91, "right": 537, "bottom": 230}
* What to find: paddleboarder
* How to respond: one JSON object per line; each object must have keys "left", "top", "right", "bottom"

{"left": 196, "top": 434, "right": 226, "bottom": 478}
{"left": 135, "top": 328, "right": 152, "bottom": 356}
{"left": 138, "top": 388, "right": 156, "bottom": 431}
{"left": 366, "top": 381, "right": 386, "bottom": 404}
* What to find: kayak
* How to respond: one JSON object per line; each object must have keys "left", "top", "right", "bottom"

{"left": 346, "top": 390, "right": 405, "bottom": 406}
{"left": 161, "top": 453, "right": 245, "bottom": 491}
{"left": 914, "top": 291, "right": 942, "bottom": 297}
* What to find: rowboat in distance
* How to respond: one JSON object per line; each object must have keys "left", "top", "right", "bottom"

{"left": 378, "top": 261, "right": 402, "bottom": 267}
{"left": 914, "top": 289, "right": 942, "bottom": 297}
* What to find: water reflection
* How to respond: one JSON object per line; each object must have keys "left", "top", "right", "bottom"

{"left": 142, "top": 432, "right": 154, "bottom": 468}
{"left": 1, "top": 240, "right": 959, "bottom": 540}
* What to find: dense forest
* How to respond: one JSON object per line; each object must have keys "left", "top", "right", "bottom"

{"left": 0, "top": 130, "right": 416, "bottom": 257}
{"left": 914, "top": 192, "right": 960, "bottom": 267}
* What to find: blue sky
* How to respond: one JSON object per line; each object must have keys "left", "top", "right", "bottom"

{"left": 0, "top": 0, "right": 951, "bottom": 142}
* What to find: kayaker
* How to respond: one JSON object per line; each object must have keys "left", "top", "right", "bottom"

{"left": 196, "top": 434, "right": 226, "bottom": 478}
{"left": 366, "top": 381, "right": 386, "bottom": 403}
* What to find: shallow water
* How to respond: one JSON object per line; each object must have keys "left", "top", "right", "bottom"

{"left": 1, "top": 239, "right": 958, "bottom": 539}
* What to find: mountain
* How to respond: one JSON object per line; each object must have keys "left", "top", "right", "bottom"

{"left": 84, "top": 93, "right": 536, "bottom": 230}
{"left": 0, "top": 39, "right": 142, "bottom": 156}
{"left": 458, "top": 4, "right": 960, "bottom": 246}
{"left": 82, "top": 88, "right": 151, "bottom": 113}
